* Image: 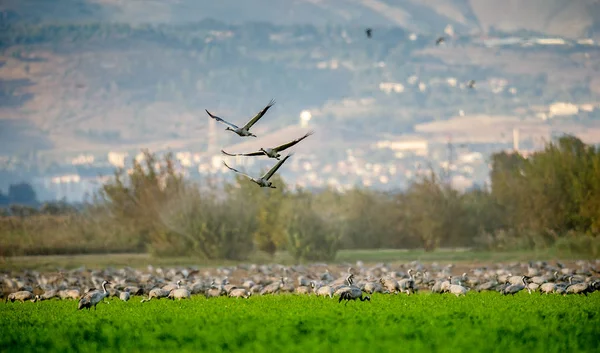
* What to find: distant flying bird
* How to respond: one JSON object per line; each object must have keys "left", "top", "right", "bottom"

{"left": 365, "top": 28, "right": 372, "bottom": 38}
{"left": 436, "top": 36, "right": 446, "bottom": 45}
{"left": 222, "top": 153, "right": 293, "bottom": 188}
{"left": 221, "top": 130, "right": 314, "bottom": 160}
{"left": 467, "top": 80, "right": 476, "bottom": 89}
{"left": 205, "top": 99, "right": 275, "bottom": 137}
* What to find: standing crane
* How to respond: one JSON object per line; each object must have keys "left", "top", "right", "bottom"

{"left": 78, "top": 280, "right": 111, "bottom": 310}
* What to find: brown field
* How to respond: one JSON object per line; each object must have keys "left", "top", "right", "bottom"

{"left": 0, "top": 248, "right": 590, "bottom": 275}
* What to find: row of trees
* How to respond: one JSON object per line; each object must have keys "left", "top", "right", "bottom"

{"left": 0, "top": 182, "right": 38, "bottom": 207}
{"left": 1, "top": 136, "right": 599, "bottom": 259}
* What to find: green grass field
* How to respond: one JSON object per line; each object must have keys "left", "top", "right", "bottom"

{"left": 2, "top": 293, "right": 599, "bottom": 353}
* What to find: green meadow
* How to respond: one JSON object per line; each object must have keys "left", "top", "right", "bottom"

{"left": 2, "top": 292, "right": 599, "bottom": 353}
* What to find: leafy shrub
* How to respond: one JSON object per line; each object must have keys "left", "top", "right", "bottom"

{"left": 157, "top": 186, "right": 256, "bottom": 260}
{"left": 286, "top": 195, "right": 340, "bottom": 262}
{"left": 553, "top": 231, "right": 600, "bottom": 258}
{"left": 474, "top": 228, "right": 567, "bottom": 253}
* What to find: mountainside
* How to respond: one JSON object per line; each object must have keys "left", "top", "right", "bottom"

{"left": 2, "top": 0, "right": 600, "bottom": 38}
{"left": 0, "top": 2, "right": 599, "bottom": 167}
{"left": 0, "top": 18, "right": 599, "bottom": 159}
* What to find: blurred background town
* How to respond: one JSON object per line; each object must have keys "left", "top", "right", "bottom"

{"left": 1, "top": 0, "right": 599, "bottom": 203}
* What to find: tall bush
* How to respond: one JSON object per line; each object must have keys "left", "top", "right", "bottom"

{"left": 287, "top": 192, "right": 340, "bottom": 261}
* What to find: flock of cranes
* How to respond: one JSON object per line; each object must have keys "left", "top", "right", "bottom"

{"left": 207, "top": 31, "right": 477, "bottom": 188}
{"left": 2, "top": 28, "right": 596, "bottom": 317}
{"left": 200, "top": 27, "right": 485, "bottom": 189}
{"left": 205, "top": 100, "right": 314, "bottom": 188}
{"left": 3, "top": 260, "right": 598, "bottom": 309}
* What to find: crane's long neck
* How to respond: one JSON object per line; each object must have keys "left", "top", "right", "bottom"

{"left": 102, "top": 282, "right": 108, "bottom": 295}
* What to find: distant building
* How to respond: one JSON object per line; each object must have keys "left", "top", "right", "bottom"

{"left": 376, "top": 137, "right": 428, "bottom": 156}
{"left": 549, "top": 102, "right": 579, "bottom": 117}
{"left": 300, "top": 110, "right": 312, "bottom": 127}
{"left": 379, "top": 82, "right": 405, "bottom": 94}
{"left": 108, "top": 152, "right": 128, "bottom": 168}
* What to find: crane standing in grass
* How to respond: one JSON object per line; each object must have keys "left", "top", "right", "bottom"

{"left": 78, "top": 280, "right": 111, "bottom": 310}
{"left": 338, "top": 274, "right": 370, "bottom": 305}
{"left": 141, "top": 287, "right": 170, "bottom": 303}
{"left": 503, "top": 276, "right": 529, "bottom": 296}
{"left": 5, "top": 290, "right": 36, "bottom": 303}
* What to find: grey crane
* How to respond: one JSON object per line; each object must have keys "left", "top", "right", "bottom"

{"left": 540, "top": 282, "right": 557, "bottom": 294}
{"left": 446, "top": 276, "right": 468, "bottom": 297}
{"left": 338, "top": 275, "right": 370, "bottom": 305}
{"left": 566, "top": 280, "right": 592, "bottom": 295}
{"left": 295, "top": 285, "right": 311, "bottom": 295}
{"left": 229, "top": 288, "right": 251, "bottom": 298}
{"left": 119, "top": 291, "right": 130, "bottom": 302}
{"left": 503, "top": 276, "right": 529, "bottom": 296}
{"left": 311, "top": 282, "right": 334, "bottom": 298}
{"left": 260, "top": 277, "right": 284, "bottom": 295}
{"left": 5, "top": 290, "right": 36, "bottom": 303}
{"left": 161, "top": 281, "right": 181, "bottom": 292}
{"left": 168, "top": 285, "right": 191, "bottom": 300}
{"left": 398, "top": 269, "right": 416, "bottom": 295}
{"left": 475, "top": 275, "right": 498, "bottom": 292}
{"left": 141, "top": 287, "right": 170, "bottom": 303}
{"left": 205, "top": 99, "right": 275, "bottom": 137}
{"left": 59, "top": 289, "right": 81, "bottom": 300}
{"left": 205, "top": 280, "right": 226, "bottom": 298}
{"left": 363, "top": 279, "right": 385, "bottom": 294}
{"left": 221, "top": 131, "right": 314, "bottom": 160}
{"left": 78, "top": 280, "right": 111, "bottom": 310}
{"left": 379, "top": 276, "right": 400, "bottom": 294}
{"left": 333, "top": 274, "right": 355, "bottom": 296}
{"left": 223, "top": 153, "right": 293, "bottom": 188}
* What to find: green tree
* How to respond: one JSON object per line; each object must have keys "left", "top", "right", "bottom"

{"left": 287, "top": 191, "right": 340, "bottom": 261}
{"left": 247, "top": 174, "right": 289, "bottom": 256}
{"left": 401, "top": 172, "right": 466, "bottom": 251}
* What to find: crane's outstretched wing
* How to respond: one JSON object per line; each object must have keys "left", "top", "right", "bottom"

{"left": 241, "top": 99, "right": 275, "bottom": 131}
{"left": 223, "top": 161, "right": 254, "bottom": 180}
{"left": 205, "top": 110, "right": 239, "bottom": 130}
{"left": 273, "top": 130, "right": 314, "bottom": 152}
{"left": 262, "top": 153, "right": 293, "bottom": 181}
{"left": 221, "top": 149, "right": 263, "bottom": 157}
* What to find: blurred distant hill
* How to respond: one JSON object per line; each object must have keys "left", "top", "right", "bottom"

{"left": 0, "top": 0, "right": 599, "bottom": 157}
{"left": 3, "top": 0, "right": 599, "bottom": 39}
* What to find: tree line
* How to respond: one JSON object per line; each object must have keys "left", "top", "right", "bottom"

{"left": 1, "top": 135, "right": 598, "bottom": 259}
